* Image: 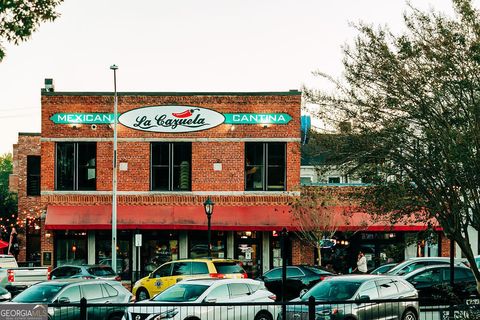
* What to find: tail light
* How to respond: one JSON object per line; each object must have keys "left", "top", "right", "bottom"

{"left": 7, "top": 270, "right": 14, "bottom": 283}
{"left": 82, "top": 276, "right": 94, "bottom": 280}
{"left": 209, "top": 273, "right": 226, "bottom": 279}
{"left": 241, "top": 273, "right": 248, "bottom": 278}
{"left": 320, "top": 276, "right": 330, "bottom": 281}
{"left": 331, "top": 308, "right": 339, "bottom": 315}
{"left": 114, "top": 275, "right": 121, "bottom": 281}
{"left": 268, "top": 294, "right": 277, "bottom": 301}
{"left": 47, "top": 267, "right": 51, "bottom": 280}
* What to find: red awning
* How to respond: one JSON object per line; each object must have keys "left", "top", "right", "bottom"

{"left": 45, "top": 205, "right": 436, "bottom": 232}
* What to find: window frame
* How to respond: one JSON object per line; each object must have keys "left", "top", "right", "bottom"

{"left": 55, "top": 142, "right": 96, "bottom": 191}
{"left": 26, "top": 155, "right": 41, "bottom": 196}
{"left": 150, "top": 142, "right": 192, "bottom": 191}
{"left": 245, "top": 142, "right": 286, "bottom": 191}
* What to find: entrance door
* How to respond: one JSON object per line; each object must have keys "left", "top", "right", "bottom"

{"left": 235, "top": 231, "right": 262, "bottom": 278}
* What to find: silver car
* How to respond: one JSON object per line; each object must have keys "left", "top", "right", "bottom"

{"left": 284, "top": 275, "right": 419, "bottom": 320}
{"left": 386, "top": 257, "right": 467, "bottom": 276}
{"left": 12, "top": 279, "right": 132, "bottom": 320}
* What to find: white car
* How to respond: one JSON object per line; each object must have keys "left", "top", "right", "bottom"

{"left": 123, "top": 278, "right": 278, "bottom": 320}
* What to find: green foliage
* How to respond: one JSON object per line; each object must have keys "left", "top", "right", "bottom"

{"left": 0, "top": 153, "right": 17, "bottom": 238}
{"left": 304, "top": 0, "right": 480, "bottom": 285}
{"left": 0, "top": 0, "right": 63, "bottom": 61}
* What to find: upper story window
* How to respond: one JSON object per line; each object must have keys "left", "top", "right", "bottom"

{"left": 151, "top": 142, "right": 191, "bottom": 191}
{"left": 26, "top": 156, "right": 41, "bottom": 196}
{"left": 56, "top": 142, "right": 96, "bottom": 191}
{"left": 245, "top": 142, "right": 286, "bottom": 191}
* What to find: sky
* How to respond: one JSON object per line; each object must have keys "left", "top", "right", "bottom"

{"left": 0, "top": 0, "right": 466, "bottom": 154}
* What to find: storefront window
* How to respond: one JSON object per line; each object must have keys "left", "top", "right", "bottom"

{"left": 235, "top": 231, "right": 261, "bottom": 278}
{"left": 151, "top": 143, "right": 191, "bottom": 191}
{"left": 245, "top": 142, "right": 285, "bottom": 191}
{"left": 96, "top": 231, "right": 131, "bottom": 280}
{"left": 56, "top": 142, "right": 96, "bottom": 191}
{"left": 141, "top": 231, "right": 179, "bottom": 274}
{"left": 189, "top": 231, "right": 225, "bottom": 259}
{"left": 55, "top": 232, "right": 87, "bottom": 266}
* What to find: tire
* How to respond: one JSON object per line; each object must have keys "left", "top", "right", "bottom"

{"left": 255, "top": 311, "right": 273, "bottom": 320}
{"left": 402, "top": 310, "right": 417, "bottom": 320}
{"left": 136, "top": 288, "right": 150, "bottom": 301}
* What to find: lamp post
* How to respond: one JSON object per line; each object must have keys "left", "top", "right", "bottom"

{"left": 110, "top": 64, "right": 118, "bottom": 274}
{"left": 203, "top": 197, "right": 215, "bottom": 257}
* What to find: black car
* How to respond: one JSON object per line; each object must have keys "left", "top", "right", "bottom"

{"left": 257, "top": 265, "right": 334, "bottom": 301}
{"left": 50, "top": 264, "right": 121, "bottom": 281}
{"left": 403, "top": 265, "right": 479, "bottom": 304}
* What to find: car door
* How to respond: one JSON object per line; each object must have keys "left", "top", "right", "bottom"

{"left": 261, "top": 268, "right": 282, "bottom": 299}
{"left": 442, "top": 267, "right": 478, "bottom": 300}
{"left": 143, "top": 262, "right": 173, "bottom": 297}
{"left": 80, "top": 283, "right": 108, "bottom": 319}
{"left": 228, "top": 283, "right": 252, "bottom": 320}
{"left": 203, "top": 284, "right": 230, "bottom": 320}
{"left": 376, "top": 279, "right": 400, "bottom": 319}
{"left": 408, "top": 269, "right": 442, "bottom": 302}
{"left": 171, "top": 261, "right": 192, "bottom": 283}
{"left": 54, "top": 285, "right": 82, "bottom": 320}
{"left": 286, "top": 267, "right": 306, "bottom": 299}
{"left": 354, "top": 280, "right": 380, "bottom": 320}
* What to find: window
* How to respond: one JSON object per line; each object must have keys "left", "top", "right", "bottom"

{"left": 153, "top": 263, "right": 172, "bottom": 278}
{"left": 56, "top": 142, "right": 96, "bottom": 191}
{"left": 229, "top": 283, "right": 250, "bottom": 298}
{"left": 377, "top": 280, "right": 398, "bottom": 298}
{"left": 411, "top": 269, "right": 441, "bottom": 284}
{"left": 81, "top": 284, "right": 104, "bottom": 300}
{"left": 265, "top": 268, "right": 282, "bottom": 278}
{"left": 151, "top": 143, "right": 191, "bottom": 191}
{"left": 358, "top": 281, "right": 379, "bottom": 299}
{"left": 328, "top": 177, "right": 341, "bottom": 184}
{"left": 26, "top": 156, "right": 41, "bottom": 196}
{"left": 286, "top": 267, "right": 304, "bottom": 277}
{"left": 102, "top": 284, "right": 118, "bottom": 297}
{"left": 191, "top": 262, "right": 209, "bottom": 275}
{"left": 206, "top": 285, "right": 229, "bottom": 301}
{"left": 245, "top": 142, "right": 286, "bottom": 191}
{"left": 172, "top": 262, "right": 191, "bottom": 276}
{"left": 59, "top": 286, "right": 81, "bottom": 302}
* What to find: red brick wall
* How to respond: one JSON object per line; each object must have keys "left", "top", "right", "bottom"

{"left": 440, "top": 232, "right": 454, "bottom": 257}
{"left": 291, "top": 237, "right": 315, "bottom": 265}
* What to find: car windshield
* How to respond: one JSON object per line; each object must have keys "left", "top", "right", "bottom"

{"left": 152, "top": 284, "right": 209, "bottom": 302}
{"left": 302, "top": 280, "right": 361, "bottom": 301}
{"left": 12, "top": 283, "right": 65, "bottom": 303}
{"left": 88, "top": 266, "right": 116, "bottom": 276}
{"left": 213, "top": 262, "right": 245, "bottom": 274}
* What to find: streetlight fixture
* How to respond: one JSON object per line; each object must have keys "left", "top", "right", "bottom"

{"left": 110, "top": 64, "right": 118, "bottom": 274}
{"left": 203, "top": 197, "right": 215, "bottom": 257}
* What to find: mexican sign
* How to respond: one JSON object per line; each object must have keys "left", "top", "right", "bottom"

{"left": 50, "top": 106, "right": 292, "bottom": 133}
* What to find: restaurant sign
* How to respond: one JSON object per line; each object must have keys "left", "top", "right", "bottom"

{"left": 50, "top": 113, "right": 116, "bottom": 124}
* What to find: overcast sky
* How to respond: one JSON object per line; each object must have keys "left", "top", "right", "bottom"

{"left": 0, "top": 0, "right": 466, "bottom": 154}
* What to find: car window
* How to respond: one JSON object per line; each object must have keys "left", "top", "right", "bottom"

{"left": 265, "top": 268, "right": 281, "bottom": 278}
{"left": 377, "top": 280, "right": 398, "bottom": 298}
{"left": 102, "top": 284, "right": 118, "bottom": 297}
{"left": 153, "top": 284, "right": 209, "bottom": 302}
{"left": 206, "top": 284, "right": 229, "bottom": 301}
{"left": 59, "top": 286, "right": 81, "bottom": 302}
{"left": 393, "top": 280, "right": 411, "bottom": 293}
{"left": 402, "top": 262, "right": 427, "bottom": 274}
{"left": 51, "top": 267, "right": 66, "bottom": 278}
{"left": 172, "top": 262, "right": 191, "bottom": 276}
{"left": 153, "top": 263, "right": 172, "bottom": 278}
{"left": 358, "top": 281, "right": 379, "bottom": 299}
{"left": 287, "top": 267, "right": 304, "bottom": 277}
{"left": 229, "top": 283, "right": 251, "bottom": 298}
{"left": 411, "top": 269, "right": 441, "bottom": 284}
{"left": 213, "top": 262, "right": 245, "bottom": 274}
{"left": 427, "top": 260, "right": 448, "bottom": 266}
{"left": 12, "top": 284, "right": 65, "bottom": 303}
{"left": 88, "top": 266, "right": 116, "bottom": 277}
{"left": 443, "top": 268, "right": 475, "bottom": 281}
{"left": 81, "top": 284, "right": 104, "bottom": 300}
{"left": 191, "top": 262, "right": 209, "bottom": 275}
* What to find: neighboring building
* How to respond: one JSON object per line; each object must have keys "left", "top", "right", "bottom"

{"left": 13, "top": 80, "right": 303, "bottom": 278}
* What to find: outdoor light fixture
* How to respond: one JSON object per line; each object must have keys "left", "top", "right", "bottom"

{"left": 203, "top": 197, "right": 215, "bottom": 257}
{"left": 110, "top": 64, "right": 119, "bottom": 274}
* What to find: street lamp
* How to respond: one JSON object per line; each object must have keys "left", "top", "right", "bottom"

{"left": 110, "top": 64, "right": 118, "bottom": 274}
{"left": 203, "top": 197, "right": 215, "bottom": 257}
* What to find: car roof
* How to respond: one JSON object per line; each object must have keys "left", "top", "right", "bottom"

{"left": 160, "top": 258, "right": 241, "bottom": 263}
{"left": 324, "top": 274, "right": 397, "bottom": 282}
{"left": 181, "top": 278, "right": 260, "bottom": 286}
{"left": 40, "top": 279, "right": 116, "bottom": 285}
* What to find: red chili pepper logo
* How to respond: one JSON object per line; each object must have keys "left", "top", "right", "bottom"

{"left": 172, "top": 108, "right": 200, "bottom": 118}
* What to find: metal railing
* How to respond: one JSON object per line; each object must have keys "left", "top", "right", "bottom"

{"left": 40, "top": 298, "right": 480, "bottom": 320}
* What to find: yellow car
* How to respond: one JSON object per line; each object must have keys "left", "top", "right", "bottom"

{"left": 132, "top": 258, "right": 247, "bottom": 300}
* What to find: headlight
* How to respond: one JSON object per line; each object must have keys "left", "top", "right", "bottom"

{"left": 153, "top": 308, "right": 179, "bottom": 320}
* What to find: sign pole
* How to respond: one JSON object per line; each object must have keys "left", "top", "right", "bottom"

{"left": 110, "top": 65, "right": 119, "bottom": 275}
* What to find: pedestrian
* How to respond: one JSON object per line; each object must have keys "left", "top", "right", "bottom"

{"left": 8, "top": 227, "right": 19, "bottom": 261}
{"left": 352, "top": 251, "right": 368, "bottom": 274}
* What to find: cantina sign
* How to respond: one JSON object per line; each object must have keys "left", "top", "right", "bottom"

{"left": 50, "top": 106, "right": 292, "bottom": 132}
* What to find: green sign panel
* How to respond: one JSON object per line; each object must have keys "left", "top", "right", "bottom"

{"left": 50, "top": 113, "right": 116, "bottom": 124}
{"left": 223, "top": 113, "right": 291, "bottom": 124}
{"left": 50, "top": 112, "right": 292, "bottom": 125}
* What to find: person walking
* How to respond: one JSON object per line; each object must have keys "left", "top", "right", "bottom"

{"left": 352, "top": 251, "right": 368, "bottom": 274}
{"left": 8, "top": 227, "right": 19, "bottom": 261}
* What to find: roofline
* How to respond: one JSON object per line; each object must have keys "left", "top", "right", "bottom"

{"left": 19, "top": 132, "right": 41, "bottom": 136}
{"left": 41, "top": 90, "right": 301, "bottom": 97}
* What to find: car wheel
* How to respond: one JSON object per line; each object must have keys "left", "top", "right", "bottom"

{"left": 402, "top": 310, "right": 417, "bottom": 320}
{"left": 136, "top": 288, "right": 150, "bottom": 301}
{"left": 255, "top": 311, "right": 273, "bottom": 320}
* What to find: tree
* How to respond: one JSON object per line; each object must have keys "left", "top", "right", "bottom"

{"left": 0, "top": 153, "right": 17, "bottom": 239}
{"left": 0, "top": 0, "right": 63, "bottom": 61}
{"left": 304, "top": 0, "right": 480, "bottom": 292}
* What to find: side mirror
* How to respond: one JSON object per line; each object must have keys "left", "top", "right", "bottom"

{"left": 299, "top": 288, "right": 308, "bottom": 298}
{"left": 149, "top": 273, "right": 154, "bottom": 278}
{"left": 204, "top": 297, "right": 217, "bottom": 303}
{"left": 356, "top": 295, "right": 370, "bottom": 304}
{"left": 58, "top": 297, "right": 70, "bottom": 304}
{"left": 397, "top": 271, "right": 406, "bottom": 276}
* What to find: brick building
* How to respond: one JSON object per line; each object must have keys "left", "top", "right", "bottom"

{"left": 12, "top": 81, "right": 304, "bottom": 278}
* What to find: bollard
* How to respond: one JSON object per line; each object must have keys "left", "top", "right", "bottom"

{"left": 308, "top": 296, "right": 315, "bottom": 320}
{"left": 80, "top": 297, "right": 87, "bottom": 320}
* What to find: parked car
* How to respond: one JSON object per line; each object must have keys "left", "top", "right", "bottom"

{"left": 0, "top": 254, "right": 51, "bottom": 295}
{"left": 132, "top": 258, "right": 247, "bottom": 301}
{"left": 99, "top": 258, "right": 126, "bottom": 275}
{"left": 124, "top": 278, "right": 278, "bottom": 320}
{"left": 386, "top": 257, "right": 467, "bottom": 276}
{"left": 0, "top": 287, "right": 11, "bottom": 302}
{"left": 12, "top": 279, "right": 132, "bottom": 320}
{"left": 50, "top": 264, "right": 121, "bottom": 281}
{"left": 370, "top": 263, "right": 397, "bottom": 275}
{"left": 283, "top": 275, "right": 419, "bottom": 320}
{"left": 403, "top": 265, "right": 478, "bottom": 304}
{"left": 257, "top": 265, "right": 334, "bottom": 301}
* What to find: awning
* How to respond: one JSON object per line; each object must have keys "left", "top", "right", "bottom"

{"left": 45, "top": 205, "right": 435, "bottom": 232}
